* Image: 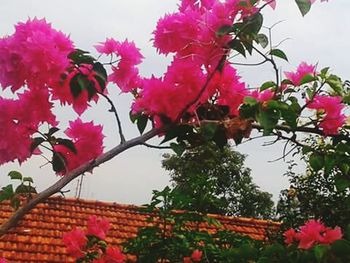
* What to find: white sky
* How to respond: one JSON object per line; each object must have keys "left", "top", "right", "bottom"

{"left": 0, "top": 1, "right": 349, "bottom": 205}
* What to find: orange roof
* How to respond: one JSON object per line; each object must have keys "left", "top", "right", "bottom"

{"left": 0, "top": 196, "right": 280, "bottom": 262}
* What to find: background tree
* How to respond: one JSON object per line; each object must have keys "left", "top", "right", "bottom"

{"left": 277, "top": 137, "right": 350, "bottom": 229}
{"left": 162, "top": 142, "right": 275, "bottom": 219}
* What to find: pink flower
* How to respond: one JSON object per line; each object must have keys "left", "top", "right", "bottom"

{"left": 95, "top": 38, "right": 120, "bottom": 55}
{"left": 0, "top": 18, "right": 73, "bottom": 92}
{"left": 320, "top": 227, "right": 342, "bottom": 244}
{"left": 284, "top": 62, "right": 316, "bottom": 86}
{"left": 62, "top": 228, "right": 87, "bottom": 258}
{"left": 284, "top": 220, "right": 343, "bottom": 250}
{"left": 191, "top": 249, "right": 203, "bottom": 262}
{"left": 55, "top": 119, "right": 104, "bottom": 175}
{"left": 307, "top": 95, "right": 345, "bottom": 135}
{"left": 250, "top": 89, "right": 274, "bottom": 102}
{"left": 86, "top": 215, "right": 110, "bottom": 240}
{"left": 283, "top": 228, "right": 297, "bottom": 245}
{"left": 0, "top": 258, "right": 7, "bottom": 263}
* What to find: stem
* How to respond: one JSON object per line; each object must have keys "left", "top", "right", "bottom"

{"left": 0, "top": 128, "right": 160, "bottom": 237}
{"left": 99, "top": 92, "right": 126, "bottom": 144}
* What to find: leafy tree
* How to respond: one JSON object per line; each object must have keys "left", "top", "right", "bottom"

{"left": 162, "top": 143, "right": 275, "bottom": 219}
{"left": 277, "top": 138, "right": 350, "bottom": 229}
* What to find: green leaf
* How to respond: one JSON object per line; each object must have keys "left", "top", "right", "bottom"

{"left": 295, "top": 0, "right": 312, "bottom": 16}
{"left": 260, "top": 81, "right": 276, "bottom": 91}
{"left": 200, "top": 123, "right": 218, "bottom": 140}
{"left": 267, "top": 101, "right": 289, "bottom": 111}
{"left": 170, "top": 142, "right": 186, "bottom": 156}
{"left": 334, "top": 175, "right": 350, "bottom": 192}
{"left": 47, "top": 127, "right": 60, "bottom": 136}
{"left": 269, "top": 49, "right": 288, "bottom": 61}
{"left": 10, "top": 196, "right": 20, "bottom": 210}
{"left": 137, "top": 114, "right": 148, "bottom": 134}
{"left": 227, "top": 39, "right": 246, "bottom": 57}
{"left": 331, "top": 240, "right": 350, "bottom": 257}
{"left": 56, "top": 138, "right": 77, "bottom": 154}
{"left": 70, "top": 74, "right": 83, "bottom": 98}
{"left": 314, "top": 244, "right": 329, "bottom": 262}
{"left": 255, "top": 33, "right": 269, "bottom": 48}
{"left": 216, "top": 25, "right": 234, "bottom": 36}
{"left": 93, "top": 62, "right": 107, "bottom": 81}
{"left": 68, "top": 49, "right": 95, "bottom": 65}
{"left": 52, "top": 152, "right": 66, "bottom": 173}
{"left": 15, "top": 184, "right": 29, "bottom": 194}
{"left": 257, "top": 109, "right": 280, "bottom": 135}
{"left": 243, "top": 96, "right": 258, "bottom": 106}
{"left": 300, "top": 74, "right": 316, "bottom": 85}
{"left": 0, "top": 185, "right": 14, "bottom": 202}
{"left": 244, "top": 12, "right": 263, "bottom": 35}
{"left": 8, "top": 171, "right": 23, "bottom": 180}
{"left": 30, "top": 137, "right": 45, "bottom": 153}
{"left": 309, "top": 153, "right": 324, "bottom": 172}
{"left": 326, "top": 74, "right": 343, "bottom": 95}
{"left": 23, "top": 177, "right": 34, "bottom": 184}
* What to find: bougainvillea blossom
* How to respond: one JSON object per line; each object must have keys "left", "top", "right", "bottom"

{"left": 62, "top": 228, "right": 87, "bottom": 258}
{"left": 86, "top": 215, "right": 110, "bottom": 240}
{"left": 0, "top": 18, "right": 73, "bottom": 91}
{"left": 55, "top": 119, "right": 104, "bottom": 175}
{"left": 284, "top": 62, "right": 316, "bottom": 86}
{"left": 283, "top": 220, "right": 342, "bottom": 249}
{"left": 307, "top": 95, "right": 345, "bottom": 135}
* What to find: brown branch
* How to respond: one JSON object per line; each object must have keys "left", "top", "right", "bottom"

{"left": 0, "top": 128, "right": 161, "bottom": 237}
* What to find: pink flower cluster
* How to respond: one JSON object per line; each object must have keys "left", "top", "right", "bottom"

{"left": 95, "top": 38, "right": 143, "bottom": 92}
{"left": 307, "top": 95, "right": 345, "bottom": 135}
{"left": 55, "top": 119, "right": 104, "bottom": 175}
{"left": 284, "top": 62, "right": 316, "bottom": 86}
{"left": 0, "top": 18, "right": 73, "bottom": 91}
{"left": 63, "top": 216, "right": 125, "bottom": 262}
{"left": 0, "top": 89, "right": 56, "bottom": 165}
{"left": 283, "top": 219, "right": 342, "bottom": 249}
{"left": 0, "top": 258, "right": 6, "bottom": 263}
{"left": 131, "top": 0, "right": 267, "bottom": 125}
{"left": 183, "top": 249, "right": 203, "bottom": 263}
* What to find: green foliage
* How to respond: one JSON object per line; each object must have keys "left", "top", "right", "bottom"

{"left": 162, "top": 142, "right": 275, "bottom": 219}
{"left": 0, "top": 171, "right": 37, "bottom": 210}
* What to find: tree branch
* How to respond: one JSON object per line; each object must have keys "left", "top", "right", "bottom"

{"left": 0, "top": 128, "right": 161, "bottom": 237}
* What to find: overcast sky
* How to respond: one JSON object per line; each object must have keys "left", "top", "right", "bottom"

{"left": 1, "top": 1, "right": 349, "bottom": 205}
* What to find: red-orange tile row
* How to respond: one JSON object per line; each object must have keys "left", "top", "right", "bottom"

{"left": 0, "top": 196, "right": 280, "bottom": 262}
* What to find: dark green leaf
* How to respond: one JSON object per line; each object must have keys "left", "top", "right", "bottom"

{"left": 0, "top": 185, "right": 14, "bottom": 202}
{"left": 260, "top": 81, "right": 276, "bottom": 91}
{"left": 269, "top": 49, "right": 288, "bottom": 61}
{"left": 335, "top": 175, "right": 350, "bottom": 192}
{"left": 56, "top": 138, "right": 77, "bottom": 154}
{"left": 331, "top": 240, "right": 350, "bottom": 257}
{"left": 68, "top": 49, "right": 95, "bottom": 65}
{"left": 170, "top": 142, "right": 186, "bottom": 156}
{"left": 52, "top": 152, "right": 66, "bottom": 173}
{"left": 295, "top": 0, "right": 312, "bottom": 16}
{"left": 15, "top": 184, "right": 28, "bottom": 194}
{"left": 227, "top": 39, "right": 246, "bottom": 57}
{"left": 255, "top": 33, "right": 269, "bottom": 48}
{"left": 70, "top": 74, "right": 83, "bottom": 98}
{"left": 216, "top": 25, "right": 234, "bottom": 36}
{"left": 30, "top": 137, "right": 45, "bottom": 153}
{"left": 309, "top": 153, "right": 324, "bottom": 172}
{"left": 23, "top": 177, "right": 34, "bottom": 184}
{"left": 200, "top": 123, "right": 218, "bottom": 140}
{"left": 93, "top": 62, "right": 108, "bottom": 81}
{"left": 8, "top": 171, "right": 22, "bottom": 180}
{"left": 47, "top": 127, "right": 60, "bottom": 136}
{"left": 137, "top": 114, "right": 148, "bottom": 134}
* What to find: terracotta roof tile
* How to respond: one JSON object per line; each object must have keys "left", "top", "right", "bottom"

{"left": 0, "top": 196, "right": 280, "bottom": 262}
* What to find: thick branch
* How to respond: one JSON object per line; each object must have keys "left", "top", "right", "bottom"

{"left": 0, "top": 128, "right": 160, "bottom": 237}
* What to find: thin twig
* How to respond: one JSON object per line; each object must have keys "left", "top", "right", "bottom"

{"left": 99, "top": 92, "right": 126, "bottom": 144}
